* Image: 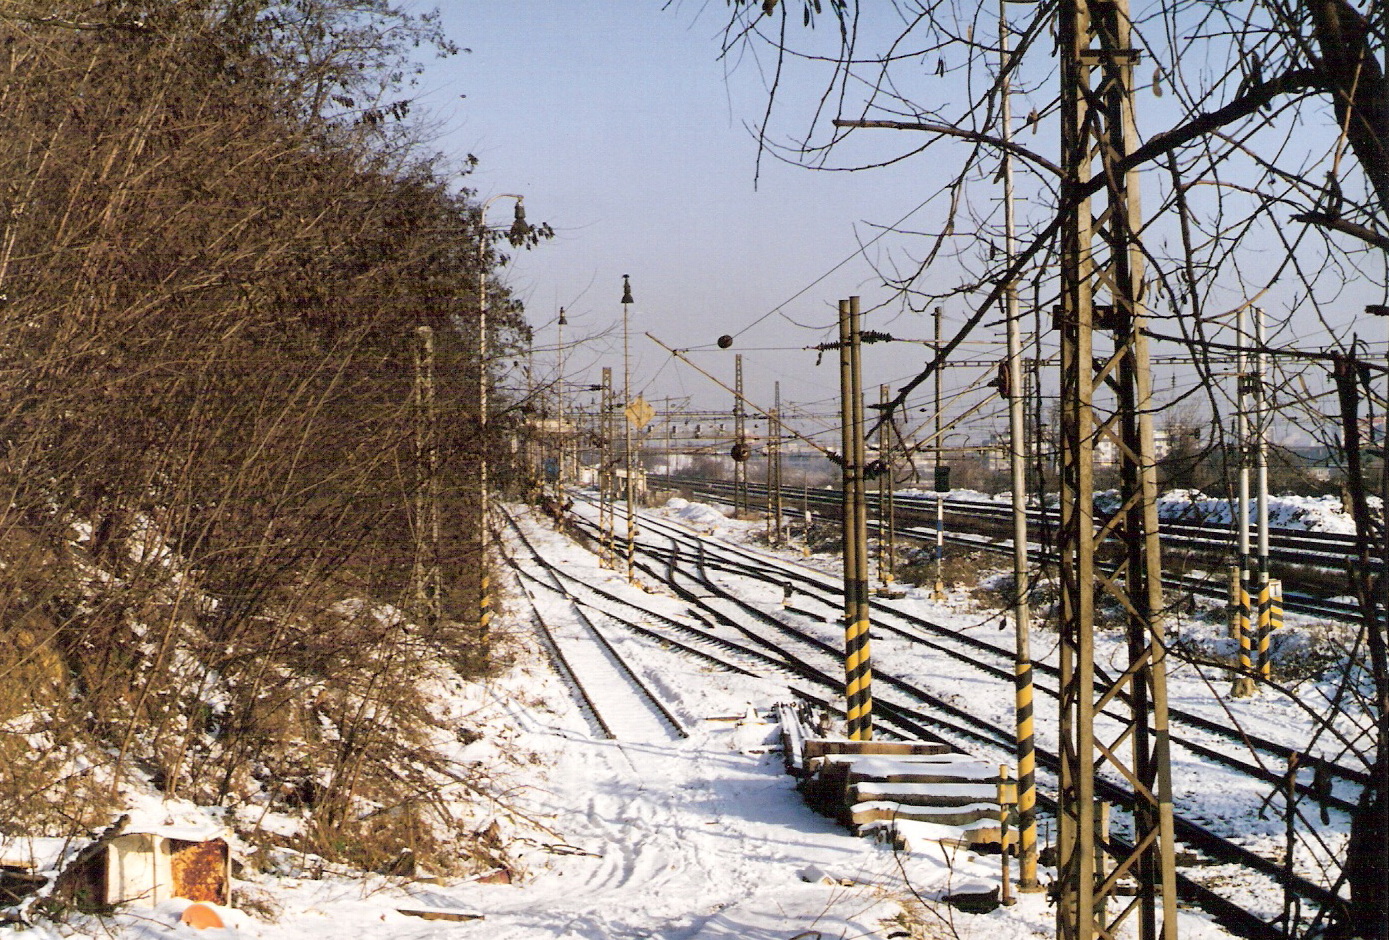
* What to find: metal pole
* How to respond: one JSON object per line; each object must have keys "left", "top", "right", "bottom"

{"left": 1000, "top": 2, "right": 1039, "bottom": 888}
{"left": 557, "top": 307, "right": 567, "bottom": 494}
{"left": 999, "top": 765, "right": 1016, "bottom": 907}
{"left": 839, "top": 298, "right": 872, "bottom": 740}
{"left": 839, "top": 297, "right": 857, "bottom": 697}
{"left": 735, "top": 354, "right": 747, "bottom": 515}
{"left": 622, "top": 276, "right": 637, "bottom": 584}
{"left": 765, "top": 415, "right": 776, "bottom": 541}
{"left": 850, "top": 296, "right": 873, "bottom": 740}
{"left": 601, "top": 367, "right": 614, "bottom": 568}
{"left": 877, "top": 384, "right": 897, "bottom": 594}
{"left": 885, "top": 406, "right": 896, "bottom": 590}
{"left": 774, "top": 381, "right": 784, "bottom": 543}
{"left": 933, "top": 306, "right": 947, "bottom": 600}
{"left": 1255, "top": 306, "right": 1271, "bottom": 679}
{"left": 1056, "top": 0, "right": 1177, "bottom": 935}
{"left": 475, "top": 194, "right": 525, "bottom": 657}
{"left": 1233, "top": 309, "right": 1255, "bottom": 695}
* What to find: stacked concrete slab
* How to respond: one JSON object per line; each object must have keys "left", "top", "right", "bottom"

{"left": 777, "top": 705, "right": 1016, "bottom": 852}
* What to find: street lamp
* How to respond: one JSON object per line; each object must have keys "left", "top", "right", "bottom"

{"left": 476, "top": 194, "right": 529, "bottom": 659}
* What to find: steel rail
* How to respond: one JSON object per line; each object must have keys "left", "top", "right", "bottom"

{"left": 662, "top": 474, "right": 1372, "bottom": 575}
{"left": 566, "top": 494, "right": 1352, "bottom": 929}
{"left": 498, "top": 509, "right": 688, "bottom": 740}
{"left": 615, "top": 495, "right": 1370, "bottom": 795}
{"left": 503, "top": 508, "right": 954, "bottom": 748}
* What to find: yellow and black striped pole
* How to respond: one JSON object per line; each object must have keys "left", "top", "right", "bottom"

{"left": 1237, "top": 571, "right": 1253, "bottom": 674}
{"left": 840, "top": 297, "right": 873, "bottom": 740}
{"left": 1257, "top": 576, "right": 1280, "bottom": 680}
{"left": 1014, "top": 656, "right": 1039, "bottom": 887}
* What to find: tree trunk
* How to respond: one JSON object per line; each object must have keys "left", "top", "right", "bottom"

{"left": 1332, "top": 357, "right": 1389, "bottom": 940}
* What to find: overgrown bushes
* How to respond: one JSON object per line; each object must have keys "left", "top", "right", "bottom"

{"left": 0, "top": 0, "right": 531, "bottom": 871}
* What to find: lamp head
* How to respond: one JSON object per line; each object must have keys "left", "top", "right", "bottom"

{"left": 621, "top": 275, "right": 634, "bottom": 306}
{"left": 507, "top": 199, "right": 531, "bottom": 242}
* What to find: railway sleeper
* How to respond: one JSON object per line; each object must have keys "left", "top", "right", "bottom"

{"left": 780, "top": 710, "right": 1018, "bottom": 853}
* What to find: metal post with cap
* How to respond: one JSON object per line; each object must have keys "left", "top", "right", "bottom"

{"left": 622, "top": 275, "right": 638, "bottom": 584}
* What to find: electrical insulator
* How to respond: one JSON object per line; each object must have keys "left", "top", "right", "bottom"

{"left": 997, "top": 360, "right": 1013, "bottom": 398}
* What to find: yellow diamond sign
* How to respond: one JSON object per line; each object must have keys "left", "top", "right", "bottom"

{"left": 624, "top": 395, "right": 655, "bottom": 430}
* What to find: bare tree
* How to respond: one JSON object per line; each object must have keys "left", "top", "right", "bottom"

{"left": 712, "top": 0, "right": 1388, "bottom": 933}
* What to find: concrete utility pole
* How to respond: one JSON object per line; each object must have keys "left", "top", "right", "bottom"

{"left": 839, "top": 297, "right": 872, "bottom": 740}
{"left": 734, "top": 354, "right": 748, "bottom": 515}
{"left": 600, "top": 366, "right": 615, "bottom": 568}
{"left": 1232, "top": 308, "right": 1255, "bottom": 696}
{"left": 413, "top": 325, "right": 441, "bottom": 626}
{"left": 771, "top": 382, "right": 784, "bottom": 543}
{"left": 475, "top": 193, "right": 528, "bottom": 658}
{"left": 999, "top": 0, "right": 1039, "bottom": 890}
{"left": 932, "top": 306, "right": 948, "bottom": 600}
{"left": 1055, "top": 1, "right": 1177, "bottom": 937}
{"left": 622, "top": 275, "right": 637, "bottom": 584}
{"left": 556, "top": 307, "right": 568, "bottom": 494}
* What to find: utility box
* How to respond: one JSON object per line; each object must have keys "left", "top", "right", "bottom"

{"left": 59, "top": 825, "right": 230, "bottom": 909}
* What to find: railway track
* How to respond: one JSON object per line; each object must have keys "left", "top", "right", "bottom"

{"left": 499, "top": 507, "right": 688, "bottom": 743}
{"left": 658, "top": 475, "right": 1366, "bottom": 621}
{"left": 549, "top": 491, "right": 1358, "bottom": 938}
{"left": 635, "top": 514, "right": 1370, "bottom": 799}
{"left": 655, "top": 475, "right": 1368, "bottom": 567}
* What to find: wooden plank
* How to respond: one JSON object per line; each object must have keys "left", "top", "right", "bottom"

{"left": 802, "top": 738, "right": 950, "bottom": 761}
{"left": 844, "top": 757, "right": 995, "bottom": 786}
{"left": 397, "top": 908, "right": 484, "bottom": 922}
{"left": 852, "top": 781, "right": 997, "bottom": 807}
{"left": 851, "top": 800, "right": 1001, "bottom": 827}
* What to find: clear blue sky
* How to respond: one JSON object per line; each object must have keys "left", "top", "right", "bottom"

{"left": 413, "top": 3, "right": 1380, "bottom": 450}
{"left": 415, "top": 3, "right": 953, "bottom": 426}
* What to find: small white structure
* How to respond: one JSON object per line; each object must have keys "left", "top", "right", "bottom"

{"left": 105, "top": 825, "right": 230, "bottom": 907}
{"left": 58, "top": 823, "right": 231, "bottom": 909}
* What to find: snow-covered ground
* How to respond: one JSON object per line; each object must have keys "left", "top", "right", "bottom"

{"left": 0, "top": 506, "right": 1046, "bottom": 940}
{"left": 4, "top": 490, "right": 1365, "bottom": 939}
{"left": 637, "top": 493, "right": 1363, "bottom": 928}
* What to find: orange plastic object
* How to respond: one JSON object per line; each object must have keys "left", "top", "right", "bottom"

{"left": 180, "top": 902, "right": 226, "bottom": 930}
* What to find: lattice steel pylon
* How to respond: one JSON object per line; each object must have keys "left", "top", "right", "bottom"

{"left": 1055, "top": 1, "right": 1178, "bottom": 939}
